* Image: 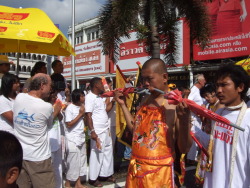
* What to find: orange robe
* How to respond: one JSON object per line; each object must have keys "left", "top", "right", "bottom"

{"left": 126, "top": 105, "right": 175, "bottom": 188}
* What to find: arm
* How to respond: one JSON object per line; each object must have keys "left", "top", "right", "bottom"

{"left": 65, "top": 105, "right": 85, "bottom": 128}
{"left": 53, "top": 102, "right": 62, "bottom": 120}
{"left": 85, "top": 112, "right": 102, "bottom": 149}
{"left": 175, "top": 102, "right": 193, "bottom": 153}
{"left": 1, "top": 111, "right": 13, "bottom": 125}
{"left": 105, "top": 97, "right": 114, "bottom": 112}
{"left": 114, "top": 90, "right": 134, "bottom": 132}
{"left": 65, "top": 88, "right": 71, "bottom": 102}
{"left": 240, "top": 0, "right": 247, "bottom": 22}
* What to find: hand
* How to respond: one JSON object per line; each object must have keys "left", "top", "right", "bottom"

{"left": 79, "top": 105, "right": 85, "bottom": 116}
{"left": 65, "top": 88, "right": 70, "bottom": 96}
{"left": 54, "top": 101, "right": 62, "bottom": 113}
{"left": 91, "top": 131, "right": 101, "bottom": 150}
{"left": 114, "top": 90, "right": 126, "bottom": 105}
{"left": 96, "top": 137, "right": 102, "bottom": 150}
{"left": 240, "top": 12, "right": 247, "bottom": 22}
{"left": 176, "top": 101, "right": 190, "bottom": 121}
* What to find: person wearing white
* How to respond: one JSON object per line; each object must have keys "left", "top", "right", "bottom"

{"left": 0, "top": 74, "right": 20, "bottom": 134}
{"left": 106, "top": 78, "right": 116, "bottom": 147}
{"left": 85, "top": 77, "right": 115, "bottom": 187}
{"left": 14, "top": 74, "right": 55, "bottom": 188}
{"left": 194, "top": 65, "right": 250, "bottom": 188}
{"left": 0, "top": 96, "right": 14, "bottom": 133}
{"left": 48, "top": 90, "right": 63, "bottom": 188}
{"left": 64, "top": 89, "right": 88, "bottom": 188}
{"left": 187, "top": 74, "right": 206, "bottom": 162}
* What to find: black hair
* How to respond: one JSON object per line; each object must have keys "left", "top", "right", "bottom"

{"left": 51, "top": 73, "right": 66, "bottom": 91}
{"left": 0, "top": 73, "right": 19, "bottom": 100}
{"left": 29, "top": 75, "right": 49, "bottom": 91}
{"left": 0, "top": 131, "right": 23, "bottom": 177}
{"left": 216, "top": 64, "right": 249, "bottom": 99}
{"left": 71, "top": 89, "right": 84, "bottom": 104}
{"left": 142, "top": 58, "right": 167, "bottom": 74}
{"left": 31, "top": 61, "right": 46, "bottom": 76}
{"left": 51, "top": 60, "right": 62, "bottom": 69}
{"left": 106, "top": 78, "right": 112, "bottom": 84}
{"left": 200, "top": 83, "right": 216, "bottom": 97}
{"left": 90, "top": 77, "right": 102, "bottom": 90}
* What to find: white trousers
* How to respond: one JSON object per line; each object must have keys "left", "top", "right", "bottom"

{"left": 187, "top": 119, "right": 201, "bottom": 161}
{"left": 65, "top": 140, "right": 87, "bottom": 181}
{"left": 51, "top": 148, "right": 63, "bottom": 188}
{"left": 89, "top": 129, "right": 114, "bottom": 180}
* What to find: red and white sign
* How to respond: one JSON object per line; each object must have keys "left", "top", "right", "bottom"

{"left": 193, "top": 0, "right": 250, "bottom": 60}
{"left": 112, "top": 19, "right": 190, "bottom": 73}
{"left": 61, "top": 40, "right": 108, "bottom": 78}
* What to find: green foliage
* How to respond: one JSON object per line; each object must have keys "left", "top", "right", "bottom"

{"left": 99, "top": 0, "right": 211, "bottom": 64}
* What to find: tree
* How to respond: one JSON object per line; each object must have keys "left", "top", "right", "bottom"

{"left": 98, "top": 0, "right": 212, "bottom": 65}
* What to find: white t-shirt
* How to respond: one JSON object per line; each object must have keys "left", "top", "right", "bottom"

{"left": 65, "top": 103, "right": 85, "bottom": 146}
{"left": 48, "top": 115, "right": 61, "bottom": 152}
{"left": 188, "top": 85, "right": 203, "bottom": 128}
{"left": 85, "top": 91, "right": 109, "bottom": 134}
{"left": 203, "top": 108, "right": 250, "bottom": 188}
{"left": 14, "top": 93, "right": 53, "bottom": 161}
{"left": 0, "top": 95, "right": 14, "bottom": 134}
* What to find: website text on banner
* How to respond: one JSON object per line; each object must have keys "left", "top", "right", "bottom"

{"left": 193, "top": 0, "right": 250, "bottom": 60}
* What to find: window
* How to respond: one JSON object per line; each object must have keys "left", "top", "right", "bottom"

{"left": 96, "top": 31, "right": 99, "bottom": 39}
{"left": 87, "top": 33, "right": 91, "bottom": 41}
{"left": 92, "top": 32, "right": 95, "bottom": 40}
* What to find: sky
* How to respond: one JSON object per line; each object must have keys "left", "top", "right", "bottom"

{"left": 0, "top": 0, "right": 107, "bottom": 37}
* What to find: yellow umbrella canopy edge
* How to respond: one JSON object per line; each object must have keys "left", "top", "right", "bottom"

{"left": 0, "top": 5, "right": 75, "bottom": 56}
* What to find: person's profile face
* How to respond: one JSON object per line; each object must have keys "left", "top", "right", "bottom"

{"left": 42, "top": 78, "right": 52, "bottom": 99}
{"left": 12, "top": 80, "right": 20, "bottom": 93}
{"left": 204, "top": 92, "right": 216, "bottom": 104}
{"left": 80, "top": 94, "right": 85, "bottom": 103}
{"left": 96, "top": 80, "right": 105, "bottom": 94}
{"left": 199, "top": 77, "right": 206, "bottom": 87}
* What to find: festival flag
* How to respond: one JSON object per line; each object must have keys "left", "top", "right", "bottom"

{"left": 115, "top": 64, "right": 133, "bottom": 146}
{"left": 101, "top": 76, "right": 110, "bottom": 92}
{"left": 116, "top": 63, "right": 142, "bottom": 147}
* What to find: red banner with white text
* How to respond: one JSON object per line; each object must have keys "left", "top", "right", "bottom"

{"left": 193, "top": 0, "right": 250, "bottom": 60}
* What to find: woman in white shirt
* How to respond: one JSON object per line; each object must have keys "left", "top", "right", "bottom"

{"left": 0, "top": 73, "right": 20, "bottom": 134}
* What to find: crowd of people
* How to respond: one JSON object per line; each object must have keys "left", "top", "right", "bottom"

{"left": 0, "top": 55, "right": 250, "bottom": 188}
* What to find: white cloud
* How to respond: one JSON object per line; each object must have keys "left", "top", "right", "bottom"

{"left": 0, "top": 0, "right": 106, "bottom": 37}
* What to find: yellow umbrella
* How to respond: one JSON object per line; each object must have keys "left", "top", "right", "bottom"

{"left": 235, "top": 57, "right": 250, "bottom": 75}
{"left": 0, "top": 5, "right": 75, "bottom": 74}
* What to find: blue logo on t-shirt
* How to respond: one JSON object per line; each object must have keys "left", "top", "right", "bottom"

{"left": 17, "top": 109, "right": 35, "bottom": 122}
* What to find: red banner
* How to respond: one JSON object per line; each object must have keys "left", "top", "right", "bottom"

{"left": 193, "top": 0, "right": 250, "bottom": 60}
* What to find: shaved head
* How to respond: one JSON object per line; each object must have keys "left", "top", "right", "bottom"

{"left": 142, "top": 58, "right": 167, "bottom": 74}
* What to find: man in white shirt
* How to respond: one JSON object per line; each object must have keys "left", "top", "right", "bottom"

{"left": 195, "top": 65, "right": 250, "bottom": 188}
{"left": 14, "top": 73, "right": 55, "bottom": 188}
{"left": 85, "top": 77, "right": 115, "bottom": 187}
{"left": 187, "top": 74, "right": 206, "bottom": 163}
